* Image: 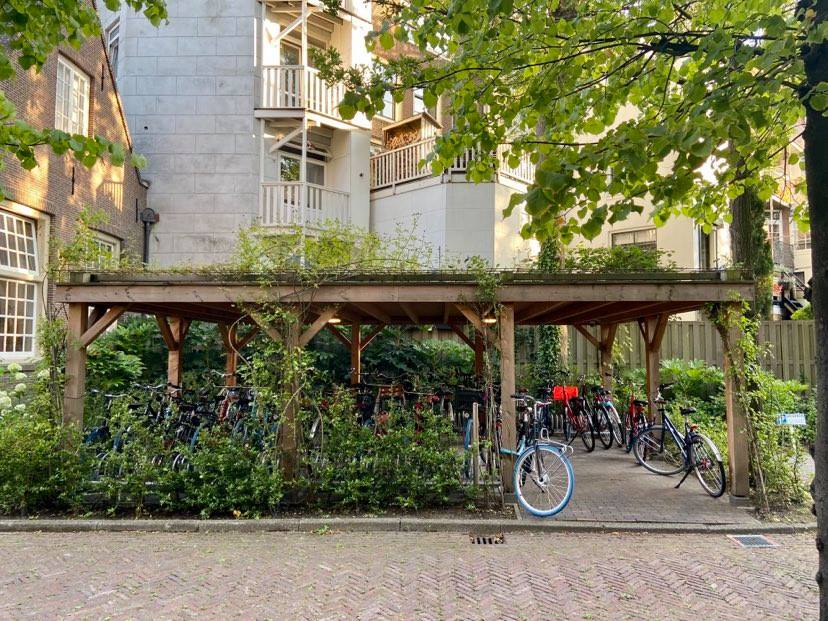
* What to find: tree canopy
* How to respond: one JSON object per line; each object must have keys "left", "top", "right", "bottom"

{"left": 0, "top": 0, "right": 168, "bottom": 199}
{"left": 316, "top": 0, "right": 817, "bottom": 242}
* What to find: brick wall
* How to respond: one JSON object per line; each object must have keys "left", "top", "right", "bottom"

{"left": 0, "top": 36, "right": 146, "bottom": 261}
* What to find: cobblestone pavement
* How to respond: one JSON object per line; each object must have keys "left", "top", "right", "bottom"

{"left": 551, "top": 445, "right": 760, "bottom": 524}
{"left": 0, "top": 531, "right": 815, "bottom": 620}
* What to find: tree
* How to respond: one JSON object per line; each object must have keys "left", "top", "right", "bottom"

{"left": 316, "top": 0, "right": 828, "bottom": 611}
{"left": 0, "top": 0, "right": 168, "bottom": 197}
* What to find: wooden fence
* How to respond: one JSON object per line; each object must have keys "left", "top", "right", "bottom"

{"left": 561, "top": 320, "right": 817, "bottom": 384}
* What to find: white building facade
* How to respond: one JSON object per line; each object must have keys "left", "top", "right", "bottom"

{"left": 100, "top": 0, "right": 536, "bottom": 268}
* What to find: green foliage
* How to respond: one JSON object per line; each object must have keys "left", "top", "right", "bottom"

{"left": 179, "top": 430, "right": 283, "bottom": 518}
{"left": 312, "top": 393, "right": 461, "bottom": 509}
{"left": 0, "top": 1, "right": 166, "bottom": 200}
{"left": 316, "top": 0, "right": 812, "bottom": 240}
{"left": 563, "top": 246, "right": 676, "bottom": 272}
{"left": 791, "top": 304, "right": 814, "bottom": 320}
{"left": 0, "top": 410, "right": 85, "bottom": 515}
{"left": 87, "top": 346, "right": 145, "bottom": 393}
{"left": 533, "top": 240, "right": 564, "bottom": 383}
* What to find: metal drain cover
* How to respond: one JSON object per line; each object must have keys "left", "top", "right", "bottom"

{"left": 728, "top": 534, "right": 778, "bottom": 548}
{"left": 469, "top": 533, "right": 505, "bottom": 545}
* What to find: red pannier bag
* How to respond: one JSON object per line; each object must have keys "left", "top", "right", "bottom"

{"left": 552, "top": 385, "right": 579, "bottom": 401}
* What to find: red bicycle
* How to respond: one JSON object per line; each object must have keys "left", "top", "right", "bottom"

{"left": 623, "top": 385, "right": 650, "bottom": 453}
{"left": 555, "top": 384, "right": 595, "bottom": 452}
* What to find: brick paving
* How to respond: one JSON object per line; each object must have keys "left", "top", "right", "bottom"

{"left": 548, "top": 445, "right": 760, "bottom": 524}
{"left": 0, "top": 531, "right": 815, "bottom": 620}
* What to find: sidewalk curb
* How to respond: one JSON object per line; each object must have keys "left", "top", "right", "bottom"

{"left": 0, "top": 518, "right": 816, "bottom": 535}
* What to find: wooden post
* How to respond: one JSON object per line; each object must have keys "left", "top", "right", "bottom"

{"left": 350, "top": 320, "right": 361, "bottom": 385}
{"left": 281, "top": 316, "right": 301, "bottom": 480}
{"left": 220, "top": 324, "right": 238, "bottom": 387}
{"left": 63, "top": 303, "right": 89, "bottom": 430}
{"left": 162, "top": 317, "right": 189, "bottom": 388}
{"left": 474, "top": 330, "right": 484, "bottom": 377}
{"left": 499, "top": 304, "right": 516, "bottom": 491}
{"left": 599, "top": 323, "right": 619, "bottom": 391}
{"left": 724, "top": 318, "right": 750, "bottom": 497}
{"left": 638, "top": 314, "right": 669, "bottom": 422}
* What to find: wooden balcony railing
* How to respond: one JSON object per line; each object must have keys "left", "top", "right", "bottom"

{"left": 260, "top": 182, "right": 350, "bottom": 228}
{"left": 369, "top": 137, "right": 535, "bottom": 190}
{"left": 260, "top": 65, "right": 345, "bottom": 119}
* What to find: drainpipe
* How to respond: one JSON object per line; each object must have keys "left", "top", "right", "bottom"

{"left": 139, "top": 207, "right": 158, "bottom": 265}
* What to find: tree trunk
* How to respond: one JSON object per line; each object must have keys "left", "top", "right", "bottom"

{"left": 730, "top": 187, "right": 773, "bottom": 317}
{"left": 803, "top": 3, "right": 828, "bottom": 615}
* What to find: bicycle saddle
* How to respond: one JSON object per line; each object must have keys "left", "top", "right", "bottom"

{"left": 633, "top": 399, "right": 648, "bottom": 407}
{"left": 680, "top": 406, "right": 697, "bottom": 416}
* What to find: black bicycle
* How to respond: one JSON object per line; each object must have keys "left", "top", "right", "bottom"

{"left": 632, "top": 384, "right": 726, "bottom": 497}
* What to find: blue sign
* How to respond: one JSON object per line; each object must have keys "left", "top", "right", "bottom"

{"left": 776, "top": 413, "right": 807, "bottom": 426}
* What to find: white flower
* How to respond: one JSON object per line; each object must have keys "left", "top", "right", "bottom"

{"left": 0, "top": 391, "right": 9, "bottom": 400}
{"left": 14, "top": 383, "right": 26, "bottom": 394}
{"left": 13, "top": 404, "right": 25, "bottom": 412}
{"left": 0, "top": 397, "right": 14, "bottom": 410}
{"left": 13, "top": 372, "right": 26, "bottom": 381}
{"left": 36, "top": 369, "right": 50, "bottom": 380}
{"left": 6, "top": 363, "right": 21, "bottom": 373}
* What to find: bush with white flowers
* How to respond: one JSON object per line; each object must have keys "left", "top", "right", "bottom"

{"left": 0, "top": 364, "right": 27, "bottom": 417}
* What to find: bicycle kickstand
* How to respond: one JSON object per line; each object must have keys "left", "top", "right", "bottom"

{"left": 674, "top": 466, "right": 693, "bottom": 489}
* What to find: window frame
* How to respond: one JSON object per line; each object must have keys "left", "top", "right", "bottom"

{"left": 0, "top": 202, "right": 49, "bottom": 363}
{"left": 378, "top": 90, "right": 397, "bottom": 121}
{"left": 413, "top": 87, "right": 426, "bottom": 114}
{"left": 106, "top": 20, "right": 120, "bottom": 80}
{"left": 610, "top": 227, "right": 657, "bottom": 250}
{"left": 277, "top": 151, "right": 326, "bottom": 186}
{"left": 89, "top": 233, "right": 121, "bottom": 270}
{"left": 55, "top": 56, "right": 91, "bottom": 136}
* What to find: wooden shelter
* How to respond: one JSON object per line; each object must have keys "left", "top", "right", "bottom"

{"left": 56, "top": 270, "right": 753, "bottom": 497}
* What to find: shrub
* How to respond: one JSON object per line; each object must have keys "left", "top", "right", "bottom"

{"left": 0, "top": 411, "right": 85, "bottom": 515}
{"left": 791, "top": 304, "right": 813, "bottom": 320}
{"left": 312, "top": 393, "right": 461, "bottom": 509}
{"left": 179, "top": 430, "right": 284, "bottom": 518}
{"left": 563, "top": 245, "right": 676, "bottom": 272}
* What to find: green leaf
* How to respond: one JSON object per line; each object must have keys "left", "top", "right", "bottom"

{"left": 379, "top": 32, "right": 395, "bottom": 50}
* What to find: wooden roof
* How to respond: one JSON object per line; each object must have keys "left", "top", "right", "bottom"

{"left": 55, "top": 270, "right": 753, "bottom": 327}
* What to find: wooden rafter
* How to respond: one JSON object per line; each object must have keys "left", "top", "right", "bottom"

{"left": 352, "top": 302, "right": 392, "bottom": 325}
{"left": 325, "top": 323, "right": 352, "bottom": 348}
{"left": 516, "top": 301, "right": 569, "bottom": 323}
{"left": 299, "top": 306, "right": 339, "bottom": 347}
{"left": 448, "top": 323, "right": 475, "bottom": 349}
{"left": 80, "top": 305, "right": 127, "bottom": 348}
{"left": 573, "top": 324, "right": 599, "bottom": 349}
{"left": 454, "top": 303, "right": 501, "bottom": 351}
{"left": 360, "top": 324, "right": 385, "bottom": 350}
{"left": 399, "top": 302, "right": 419, "bottom": 324}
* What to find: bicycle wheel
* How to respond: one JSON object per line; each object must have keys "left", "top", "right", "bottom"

{"left": 606, "top": 404, "right": 625, "bottom": 448}
{"left": 633, "top": 425, "right": 685, "bottom": 475}
{"left": 692, "top": 434, "right": 726, "bottom": 497}
{"left": 579, "top": 412, "right": 595, "bottom": 452}
{"left": 513, "top": 444, "right": 575, "bottom": 517}
{"left": 594, "top": 407, "right": 613, "bottom": 449}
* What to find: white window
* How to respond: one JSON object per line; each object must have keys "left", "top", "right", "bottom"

{"left": 380, "top": 91, "right": 396, "bottom": 120}
{"left": 0, "top": 210, "right": 40, "bottom": 358}
{"left": 106, "top": 20, "right": 120, "bottom": 80}
{"left": 278, "top": 153, "right": 325, "bottom": 186}
{"left": 89, "top": 236, "right": 120, "bottom": 270}
{"left": 413, "top": 88, "right": 426, "bottom": 114}
{"left": 611, "top": 228, "right": 657, "bottom": 250}
{"left": 55, "top": 57, "right": 90, "bottom": 135}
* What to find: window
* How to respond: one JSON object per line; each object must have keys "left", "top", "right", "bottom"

{"left": 380, "top": 91, "right": 396, "bottom": 120}
{"left": 55, "top": 57, "right": 90, "bottom": 135}
{"left": 413, "top": 88, "right": 426, "bottom": 114}
{"left": 89, "top": 237, "right": 119, "bottom": 270}
{"left": 0, "top": 209, "right": 40, "bottom": 358}
{"left": 611, "top": 228, "right": 657, "bottom": 250}
{"left": 278, "top": 153, "right": 325, "bottom": 186}
{"left": 281, "top": 43, "right": 300, "bottom": 66}
{"left": 106, "top": 20, "right": 120, "bottom": 80}
{"left": 697, "top": 228, "right": 711, "bottom": 269}
{"left": 796, "top": 226, "right": 811, "bottom": 250}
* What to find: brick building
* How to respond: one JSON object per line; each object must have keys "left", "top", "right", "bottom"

{"left": 0, "top": 31, "right": 147, "bottom": 364}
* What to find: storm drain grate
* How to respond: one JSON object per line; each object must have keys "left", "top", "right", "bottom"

{"left": 469, "top": 533, "right": 505, "bottom": 545}
{"left": 727, "top": 534, "right": 779, "bottom": 548}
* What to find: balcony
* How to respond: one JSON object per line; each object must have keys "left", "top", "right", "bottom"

{"left": 260, "top": 65, "right": 344, "bottom": 120}
{"left": 369, "top": 137, "right": 535, "bottom": 190}
{"left": 260, "top": 182, "right": 350, "bottom": 229}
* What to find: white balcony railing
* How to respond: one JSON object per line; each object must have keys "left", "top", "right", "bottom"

{"left": 260, "top": 182, "right": 350, "bottom": 228}
{"left": 369, "top": 137, "right": 535, "bottom": 190}
{"left": 260, "top": 65, "right": 345, "bottom": 119}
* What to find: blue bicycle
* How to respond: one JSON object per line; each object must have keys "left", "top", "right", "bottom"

{"left": 500, "top": 394, "right": 575, "bottom": 517}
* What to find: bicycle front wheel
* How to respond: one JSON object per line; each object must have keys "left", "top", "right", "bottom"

{"left": 606, "top": 404, "right": 625, "bottom": 448}
{"left": 579, "top": 413, "right": 595, "bottom": 452}
{"left": 633, "top": 425, "right": 685, "bottom": 475}
{"left": 513, "top": 445, "right": 575, "bottom": 517}
{"left": 594, "top": 406, "right": 613, "bottom": 449}
{"left": 692, "top": 434, "right": 726, "bottom": 497}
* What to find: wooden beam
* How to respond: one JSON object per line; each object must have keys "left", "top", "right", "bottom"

{"left": 63, "top": 303, "right": 89, "bottom": 430}
{"left": 219, "top": 324, "right": 238, "bottom": 387}
{"left": 552, "top": 301, "right": 618, "bottom": 326}
{"left": 249, "top": 310, "right": 283, "bottom": 344}
{"left": 79, "top": 305, "right": 127, "bottom": 347}
{"left": 448, "top": 323, "right": 475, "bottom": 349}
{"left": 573, "top": 324, "right": 600, "bottom": 349}
{"left": 233, "top": 324, "right": 259, "bottom": 350}
{"left": 360, "top": 324, "right": 385, "bottom": 351}
{"left": 474, "top": 331, "right": 484, "bottom": 377}
{"left": 499, "top": 304, "right": 516, "bottom": 492}
{"left": 515, "top": 301, "right": 568, "bottom": 323}
{"left": 399, "top": 302, "right": 419, "bottom": 324}
{"left": 165, "top": 317, "right": 189, "bottom": 388}
{"left": 352, "top": 302, "right": 392, "bottom": 325}
{"left": 639, "top": 313, "right": 669, "bottom": 420}
{"left": 325, "top": 323, "right": 352, "bottom": 348}
{"left": 156, "top": 315, "right": 177, "bottom": 350}
{"left": 454, "top": 303, "right": 501, "bottom": 351}
{"left": 599, "top": 323, "right": 619, "bottom": 390}
{"left": 299, "top": 306, "right": 339, "bottom": 347}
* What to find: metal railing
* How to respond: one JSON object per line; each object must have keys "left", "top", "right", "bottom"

{"left": 260, "top": 182, "right": 350, "bottom": 228}
{"left": 369, "top": 137, "right": 535, "bottom": 190}
{"left": 260, "top": 65, "right": 344, "bottom": 118}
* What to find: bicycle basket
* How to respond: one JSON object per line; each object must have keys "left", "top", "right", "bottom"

{"left": 552, "top": 385, "right": 579, "bottom": 401}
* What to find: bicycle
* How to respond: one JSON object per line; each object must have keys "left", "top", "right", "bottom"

{"left": 632, "top": 385, "right": 727, "bottom": 497}
{"left": 500, "top": 394, "right": 575, "bottom": 517}
{"left": 623, "top": 385, "right": 650, "bottom": 453}
{"left": 556, "top": 383, "right": 595, "bottom": 452}
{"left": 588, "top": 383, "right": 625, "bottom": 448}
